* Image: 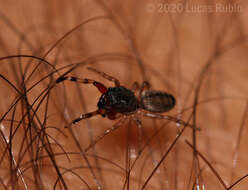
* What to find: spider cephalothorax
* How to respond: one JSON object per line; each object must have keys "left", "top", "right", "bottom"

{"left": 97, "top": 86, "right": 139, "bottom": 119}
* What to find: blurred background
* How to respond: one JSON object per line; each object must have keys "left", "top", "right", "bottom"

{"left": 0, "top": 0, "right": 248, "bottom": 189}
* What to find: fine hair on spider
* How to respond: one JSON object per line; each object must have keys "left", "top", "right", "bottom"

{"left": 56, "top": 67, "right": 193, "bottom": 151}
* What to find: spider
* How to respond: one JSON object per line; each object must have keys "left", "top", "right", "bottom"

{"left": 56, "top": 67, "right": 189, "bottom": 151}
{"left": 56, "top": 67, "right": 176, "bottom": 123}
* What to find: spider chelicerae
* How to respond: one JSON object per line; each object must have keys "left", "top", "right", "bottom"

{"left": 56, "top": 67, "right": 189, "bottom": 151}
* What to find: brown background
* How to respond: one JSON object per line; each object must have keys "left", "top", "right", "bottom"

{"left": 0, "top": 0, "right": 248, "bottom": 189}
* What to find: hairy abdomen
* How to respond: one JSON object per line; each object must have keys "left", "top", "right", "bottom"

{"left": 140, "top": 91, "right": 176, "bottom": 113}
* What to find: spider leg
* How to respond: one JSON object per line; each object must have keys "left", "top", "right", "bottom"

{"left": 131, "top": 115, "right": 161, "bottom": 169}
{"left": 65, "top": 110, "right": 100, "bottom": 128}
{"left": 139, "top": 81, "right": 150, "bottom": 97}
{"left": 84, "top": 116, "right": 127, "bottom": 152}
{"left": 141, "top": 111, "right": 199, "bottom": 130}
{"left": 56, "top": 76, "right": 107, "bottom": 93}
{"left": 131, "top": 82, "right": 140, "bottom": 96}
{"left": 140, "top": 81, "right": 151, "bottom": 91}
{"left": 87, "top": 67, "right": 120, "bottom": 87}
{"left": 131, "top": 115, "right": 144, "bottom": 154}
{"left": 132, "top": 81, "right": 140, "bottom": 90}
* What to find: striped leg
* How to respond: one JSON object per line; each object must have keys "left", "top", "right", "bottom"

{"left": 84, "top": 116, "right": 127, "bottom": 152}
{"left": 56, "top": 76, "right": 107, "bottom": 93}
{"left": 141, "top": 112, "right": 200, "bottom": 130}
{"left": 131, "top": 81, "right": 140, "bottom": 97}
{"left": 132, "top": 81, "right": 140, "bottom": 91}
{"left": 65, "top": 110, "right": 100, "bottom": 128}
{"left": 87, "top": 67, "right": 120, "bottom": 87}
{"left": 138, "top": 81, "right": 151, "bottom": 100}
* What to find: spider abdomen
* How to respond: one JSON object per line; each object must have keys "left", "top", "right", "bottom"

{"left": 140, "top": 91, "right": 176, "bottom": 113}
{"left": 97, "top": 86, "right": 139, "bottom": 114}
